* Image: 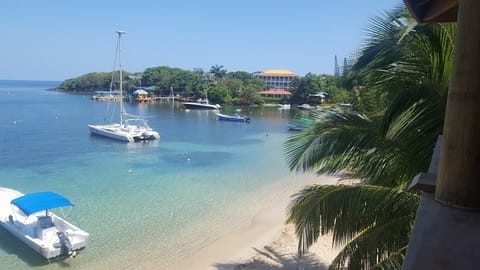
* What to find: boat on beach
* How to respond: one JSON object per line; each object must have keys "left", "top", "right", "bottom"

{"left": 0, "top": 187, "right": 89, "bottom": 260}
{"left": 88, "top": 30, "right": 160, "bottom": 143}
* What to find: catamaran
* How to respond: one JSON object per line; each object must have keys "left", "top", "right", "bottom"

{"left": 0, "top": 187, "right": 89, "bottom": 259}
{"left": 88, "top": 30, "right": 160, "bottom": 142}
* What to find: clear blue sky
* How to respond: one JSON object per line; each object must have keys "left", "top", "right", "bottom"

{"left": 1, "top": 0, "right": 401, "bottom": 81}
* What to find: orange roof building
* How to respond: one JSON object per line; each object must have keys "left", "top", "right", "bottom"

{"left": 254, "top": 69, "right": 299, "bottom": 89}
{"left": 258, "top": 88, "right": 292, "bottom": 98}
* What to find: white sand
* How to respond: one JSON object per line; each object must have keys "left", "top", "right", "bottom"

{"left": 169, "top": 173, "right": 342, "bottom": 270}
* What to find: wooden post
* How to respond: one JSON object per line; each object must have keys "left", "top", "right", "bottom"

{"left": 436, "top": 0, "right": 480, "bottom": 208}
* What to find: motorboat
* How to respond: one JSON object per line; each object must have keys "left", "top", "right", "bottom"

{"left": 183, "top": 90, "right": 221, "bottom": 110}
{"left": 297, "top": 104, "right": 313, "bottom": 110}
{"left": 88, "top": 30, "right": 160, "bottom": 143}
{"left": 216, "top": 112, "right": 251, "bottom": 122}
{"left": 0, "top": 187, "right": 89, "bottom": 259}
{"left": 287, "top": 123, "right": 305, "bottom": 131}
{"left": 183, "top": 97, "right": 221, "bottom": 110}
{"left": 183, "top": 101, "right": 221, "bottom": 110}
{"left": 276, "top": 103, "right": 291, "bottom": 109}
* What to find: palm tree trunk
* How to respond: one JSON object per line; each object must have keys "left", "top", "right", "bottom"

{"left": 436, "top": 0, "right": 480, "bottom": 209}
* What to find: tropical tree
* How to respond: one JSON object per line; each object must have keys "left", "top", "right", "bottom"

{"left": 209, "top": 64, "right": 227, "bottom": 78}
{"left": 284, "top": 6, "right": 455, "bottom": 269}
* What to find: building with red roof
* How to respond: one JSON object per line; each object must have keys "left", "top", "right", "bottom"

{"left": 258, "top": 88, "right": 292, "bottom": 98}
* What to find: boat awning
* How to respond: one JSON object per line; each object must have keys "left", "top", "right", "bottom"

{"left": 11, "top": 191, "right": 73, "bottom": 216}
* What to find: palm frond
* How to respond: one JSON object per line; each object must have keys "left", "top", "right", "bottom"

{"left": 371, "top": 247, "right": 407, "bottom": 270}
{"left": 284, "top": 109, "right": 379, "bottom": 175}
{"left": 329, "top": 215, "right": 411, "bottom": 270}
{"left": 287, "top": 185, "right": 419, "bottom": 257}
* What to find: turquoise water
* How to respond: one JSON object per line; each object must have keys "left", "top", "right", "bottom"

{"left": 0, "top": 80, "right": 298, "bottom": 269}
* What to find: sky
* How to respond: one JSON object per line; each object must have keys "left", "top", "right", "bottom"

{"left": 1, "top": 0, "right": 401, "bottom": 81}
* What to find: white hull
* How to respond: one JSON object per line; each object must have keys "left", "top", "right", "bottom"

{"left": 88, "top": 123, "right": 134, "bottom": 142}
{"left": 277, "top": 104, "right": 291, "bottom": 109}
{"left": 0, "top": 188, "right": 89, "bottom": 260}
{"left": 216, "top": 113, "right": 251, "bottom": 122}
{"left": 183, "top": 102, "right": 221, "bottom": 110}
{"left": 88, "top": 121, "right": 160, "bottom": 143}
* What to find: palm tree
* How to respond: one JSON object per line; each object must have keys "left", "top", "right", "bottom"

{"left": 284, "top": 6, "right": 454, "bottom": 269}
{"left": 209, "top": 64, "right": 227, "bottom": 78}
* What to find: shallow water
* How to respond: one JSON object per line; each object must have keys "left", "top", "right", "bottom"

{"left": 0, "top": 80, "right": 300, "bottom": 269}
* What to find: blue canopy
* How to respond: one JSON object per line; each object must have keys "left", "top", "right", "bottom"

{"left": 11, "top": 191, "right": 73, "bottom": 216}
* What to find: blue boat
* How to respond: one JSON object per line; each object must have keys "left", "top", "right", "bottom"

{"left": 0, "top": 187, "right": 89, "bottom": 259}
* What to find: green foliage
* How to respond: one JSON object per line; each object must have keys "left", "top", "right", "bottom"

{"left": 207, "top": 86, "right": 231, "bottom": 104}
{"left": 290, "top": 73, "right": 350, "bottom": 104}
{"left": 326, "top": 85, "right": 353, "bottom": 104}
{"left": 226, "top": 71, "right": 251, "bottom": 82}
{"left": 58, "top": 72, "right": 115, "bottom": 93}
{"left": 284, "top": 5, "right": 455, "bottom": 270}
{"left": 142, "top": 66, "right": 206, "bottom": 96}
{"left": 287, "top": 185, "right": 419, "bottom": 269}
{"left": 210, "top": 64, "right": 227, "bottom": 78}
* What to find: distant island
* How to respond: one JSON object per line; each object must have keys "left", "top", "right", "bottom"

{"left": 57, "top": 65, "right": 352, "bottom": 106}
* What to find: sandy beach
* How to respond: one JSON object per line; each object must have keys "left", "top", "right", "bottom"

{"left": 169, "top": 173, "right": 342, "bottom": 270}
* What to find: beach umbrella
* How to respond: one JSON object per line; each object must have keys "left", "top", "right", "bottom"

{"left": 133, "top": 89, "right": 148, "bottom": 95}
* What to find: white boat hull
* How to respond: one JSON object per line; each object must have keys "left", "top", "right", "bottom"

{"left": 0, "top": 188, "right": 89, "bottom": 260}
{"left": 88, "top": 122, "right": 160, "bottom": 142}
{"left": 216, "top": 113, "right": 251, "bottom": 122}
{"left": 88, "top": 124, "right": 134, "bottom": 142}
{"left": 183, "top": 102, "right": 221, "bottom": 110}
{"left": 277, "top": 104, "right": 291, "bottom": 109}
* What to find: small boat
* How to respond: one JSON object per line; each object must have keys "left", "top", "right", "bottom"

{"left": 287, "top": 123, "right": 305, "bottom": 131}
{"left": 183, "top": 93, "right": 221, "bottom": 110}
{"left": 88, "top": 30, "right": 160, "bottom": 143}
{"left": 297, "top": 104, "right": 313, "bottom": 110}
{"left": 216, "top": 111, "right": 251, "bottom": 122}
{"left": 0, "top": 187, "right": 89, "bottom": 259}
{"left": 277, "top": 103, "right": 291, "bottom": 109}
{"left": 183, "top": 101, "right": 221, "bottom": 110}
{"left": 287, "top": 117, "right": 315, "bottom": 131}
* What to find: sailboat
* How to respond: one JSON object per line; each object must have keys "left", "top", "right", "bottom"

{"left": 88, "top": 30, "right": 160, "bottom": 142}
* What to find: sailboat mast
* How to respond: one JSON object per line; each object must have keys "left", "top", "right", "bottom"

{"left": 116, "top": 30, "right": 127, "bottom": 125}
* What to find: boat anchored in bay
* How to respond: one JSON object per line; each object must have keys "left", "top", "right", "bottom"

{"left": 88, "top": 30, "right": 160, "bottom": 142}
{"left": 216, "top": 109, "right": 251, "bottom": 122}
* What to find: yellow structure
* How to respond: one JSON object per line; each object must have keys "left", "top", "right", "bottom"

{"left": 254, "top": 69, "right": 299, "bottom": 89}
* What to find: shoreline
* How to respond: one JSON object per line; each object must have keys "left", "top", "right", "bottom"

{"left": 167, "top": 173, "right": 341, "bottom": 270}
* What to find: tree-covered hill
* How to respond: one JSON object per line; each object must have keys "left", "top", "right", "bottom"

{"left": 57, "top": 71, "right": 141, "bottom": 93}
{"left": 56, "top": 65, "right": 352, "bottom": 105}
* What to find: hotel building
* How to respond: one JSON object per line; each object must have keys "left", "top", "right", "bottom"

{"left": 253, "top": 69, "right": 299, "bottom": 89}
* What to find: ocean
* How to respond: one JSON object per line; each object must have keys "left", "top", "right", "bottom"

{"left": 0, "top": 80, "right": 300, "bottom": 269}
